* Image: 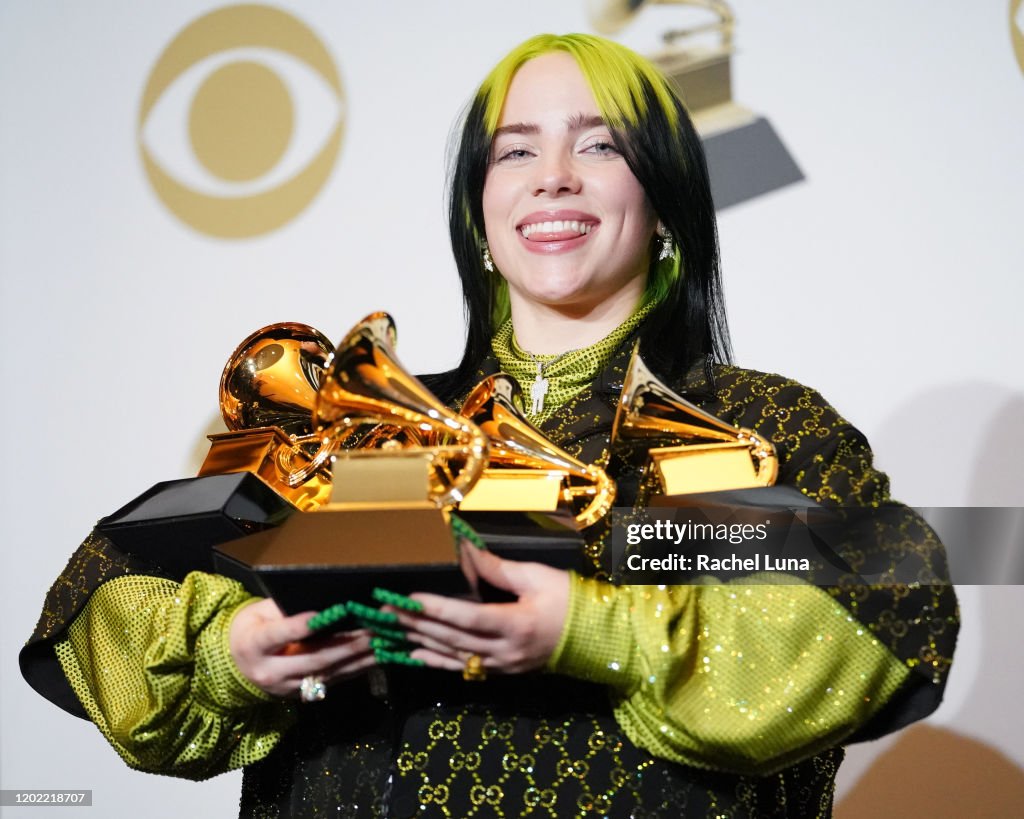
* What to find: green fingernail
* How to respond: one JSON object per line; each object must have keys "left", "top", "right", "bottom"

{"left": 308, "top": 603, "right": 348, "bottom": 632}
{"left": 374, "top": 648, "right": 425, "bottom": 667}
{"left": 370, "top": 635, "right": 407, "bottom": 650}
{"left": 370, "top": 625, "right": 408, "bottom": 642}
{"left": 346, "top": 601, "right": 399, "bottom": 625}
{"left": 372, "top": 587, "right": 424, "bottom": 613}
{"left": 451, "top": 514, "right": 486, "bottom": 551}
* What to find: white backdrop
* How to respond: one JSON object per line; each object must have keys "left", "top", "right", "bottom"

{"left": 2, "top": 2, "right": 1022, "bottom": 816}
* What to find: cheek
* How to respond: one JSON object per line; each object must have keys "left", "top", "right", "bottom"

{"left": 481, "top": 171, "right": 506, "bottom": 221}
{"left": 620, "top": 183, "right": 655, "bottom": 227}
{"left": 481, "top": 179, "right": 517, "bottom": 256}
{"left": 599, "top": 170, "right": 655, "bottom": 231}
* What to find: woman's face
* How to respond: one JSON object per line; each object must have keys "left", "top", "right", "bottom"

{"left": 482, "top": 52, "right": 657, "bottom": 317}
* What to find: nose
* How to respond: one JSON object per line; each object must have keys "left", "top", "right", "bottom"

{"left": 531, "top": 151, "right": 581, "bottom": 197}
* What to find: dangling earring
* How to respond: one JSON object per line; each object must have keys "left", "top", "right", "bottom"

{"left": 481, "top": 241, "right": 495, "bottom": 272}
{"left": 656, "top": 223, "right": 675, "bottom": 262}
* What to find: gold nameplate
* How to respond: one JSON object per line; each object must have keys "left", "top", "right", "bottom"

{"left": 328, "top": 450, "right": 440, "bottom": 509}
{"left": 650, "top": 441, "right": 769, "bottom": 495}
{"left": 458, "top": 468, "right": 565, "bottom": 512}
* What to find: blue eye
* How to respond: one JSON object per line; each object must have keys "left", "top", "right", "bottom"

{"left": 583, "top": 140, "right": 620, "bottom": 156}
{"left": 495, "top": 146, "right": 533, "bottom": 163}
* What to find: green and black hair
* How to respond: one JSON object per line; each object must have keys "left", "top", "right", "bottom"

{"left": 447, "top": 33, "right": 730, "bottom": 385}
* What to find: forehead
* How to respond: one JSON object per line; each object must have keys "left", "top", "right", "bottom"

{"left": 498, "top": 52, "right": 600, "bottom": 126}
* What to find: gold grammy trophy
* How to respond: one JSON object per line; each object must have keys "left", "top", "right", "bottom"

{"left": 213, "top": 313, "right": 491, "bottom": 614}
{"left": 95, "top": 323, "right": 331, "bottom": 579}
{"left": 588, "top": 0, "right": 745, "bottom": 133}
{"left": 588, "top": 0, "right": 803, "bottom": 208}
{"left": 312, "top": 313, "right": 488, "bottom": 509}
{"left": 613, "top": 344, "right": 777, "bottom": 495}
{"left": 457, "top": 374, "right": 615, "bottom": 528}
{"left": 198, "top": 322, "right": 335, "bottom": 511}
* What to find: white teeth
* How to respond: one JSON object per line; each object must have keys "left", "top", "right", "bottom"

{"left": 519, "top": 220, "right": 592, "bottom": 239}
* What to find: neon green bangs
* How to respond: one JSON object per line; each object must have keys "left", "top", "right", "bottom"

{"left": 478, "top": 33, "right": 680, "bottom": 135}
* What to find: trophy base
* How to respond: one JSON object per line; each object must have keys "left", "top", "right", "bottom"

{"left": 199, "top": 427, "right": 332, "bottom": 511}
{"left": 211, "top": 507, "right": 591, "bottom": 615}
{"left": 703, "top": 115, "right": 804, "bottom": 209}
{"left": 650, "top": 44, "right": 804, "bottom": 209}
{"left": 213, "top": 506, "right": 470, "bottom": 616}
{"left": 97, "top": 472, "right": 296, "bottom": 579}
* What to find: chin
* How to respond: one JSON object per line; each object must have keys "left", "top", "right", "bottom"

{"left": 517, "top": 274, "right": 593, "bottom": 302}
{"left": 523, "top": 285, "right": 590, "bottom": 306}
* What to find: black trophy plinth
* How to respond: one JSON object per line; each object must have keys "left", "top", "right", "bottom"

{"left": 97, "top": 472, "right": 296, "bottom": 579}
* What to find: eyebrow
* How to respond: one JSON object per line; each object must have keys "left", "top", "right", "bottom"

{"left": 493, "top": 113, "right": 606, "bottom": 138}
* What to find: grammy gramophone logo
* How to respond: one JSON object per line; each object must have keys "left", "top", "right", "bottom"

{"left": 1013, "top": 0, "right": 1024, "bottom": 76}
{"left": 138, "top": 4, "right": 345, "bottom": 238}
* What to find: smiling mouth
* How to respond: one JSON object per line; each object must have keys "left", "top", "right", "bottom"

{"left": 519, "top": 219, "right": 594, "bottom": 240}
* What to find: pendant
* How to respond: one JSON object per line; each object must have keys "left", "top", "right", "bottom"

{"left": 530, "top": 361, "right": 548, "bottom": 414}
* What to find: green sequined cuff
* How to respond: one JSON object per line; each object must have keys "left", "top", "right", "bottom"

{"left": 546, "top": 573, "right": 645, "bottom": 693}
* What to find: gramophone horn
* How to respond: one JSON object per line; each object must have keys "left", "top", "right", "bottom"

{"left": 613, "top": 344, "right": 777, "bottom": 492}
{"left": 202, "top": 322, "right": 337, "bottom": 509}
{"left": 461, "top": 374, "right": 616, "bottom": 527}
{"left": 292, "top": 312, "right": 489, "bottom": 507}
{"left": 220, "top": 322, "right": 333, "bottom": 436}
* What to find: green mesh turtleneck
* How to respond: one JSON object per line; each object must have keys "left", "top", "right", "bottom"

{"left": 491, "top": 299, "right": 655, "bottom": 424}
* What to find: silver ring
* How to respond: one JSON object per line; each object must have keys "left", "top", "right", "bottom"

{"left": 299, "top": 675, "right": 326, "bottom": 703}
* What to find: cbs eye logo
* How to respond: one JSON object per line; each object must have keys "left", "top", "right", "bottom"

{"left": 1013, "top": 0, "right": 1024, "bottom": 76}
{"left": 138, "top": 4, "right": 345, "bottom": 238}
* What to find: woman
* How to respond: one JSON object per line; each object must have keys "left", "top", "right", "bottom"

{"left": 22, "top": 34, "right": 957, "bottom": 817}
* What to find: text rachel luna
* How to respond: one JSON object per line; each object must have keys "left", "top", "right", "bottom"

{"left": 625, "top": 553, "right": 811, "bottom": 572}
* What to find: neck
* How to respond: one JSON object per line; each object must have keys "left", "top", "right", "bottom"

{"left": 509, "top": 282, "right": 646, "bottom": 355}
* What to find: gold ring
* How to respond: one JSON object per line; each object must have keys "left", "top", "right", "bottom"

{"left": 462, "top": 653, "right": 486, "bottom": 682}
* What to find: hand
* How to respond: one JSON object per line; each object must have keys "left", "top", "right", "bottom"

{"left": 229, "top": 598, "right": 375, "bottom": 698}
{"left": 396, "top": 544, "right": 570, "bottom": 676}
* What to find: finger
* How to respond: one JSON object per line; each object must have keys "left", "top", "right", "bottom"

{"left": 322, "top": 650, "right": 378, "bottom": 683}
{"left": 254, "top": 611, "right": 319, "bottom": 653}
{"left": 409, "top": 646, "right": 476, "bottom": 673}
{"left": 299, "top": 627, "right": 374, "bottom": 652}
{"left": 270, "top": 631, "right": 374, "bottom": 678}
{"left": 400, "top": 594, "right": 506, "bottom": 635}
{"left": 401, "top": 627, "right": 492, "bottom": 659}
{"left": 463, "top": 546, "right": 553, "bottom": 596}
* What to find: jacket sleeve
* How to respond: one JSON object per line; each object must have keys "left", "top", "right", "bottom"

{"left": 53, "top": 569, "right": 296, "bottom": 781}
{"left": 548, "top": 370, "right": 957, "bottom": 775}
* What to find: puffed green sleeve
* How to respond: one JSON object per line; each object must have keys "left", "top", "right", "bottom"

{"left": 547, "top": 575, "right": 909, "bottom": 775}
{"left": 54, "top": 571, "right": 296, "bottom": 780}
{"left": 546, "top": 368, "right": 957, "bottom": 776}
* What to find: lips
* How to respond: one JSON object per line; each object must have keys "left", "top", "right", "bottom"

{"left": 520, "top": 219, "right": 593, "bottom": 240}
{"left": 517, "top": 210, "right": 598, "bottom": 243}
